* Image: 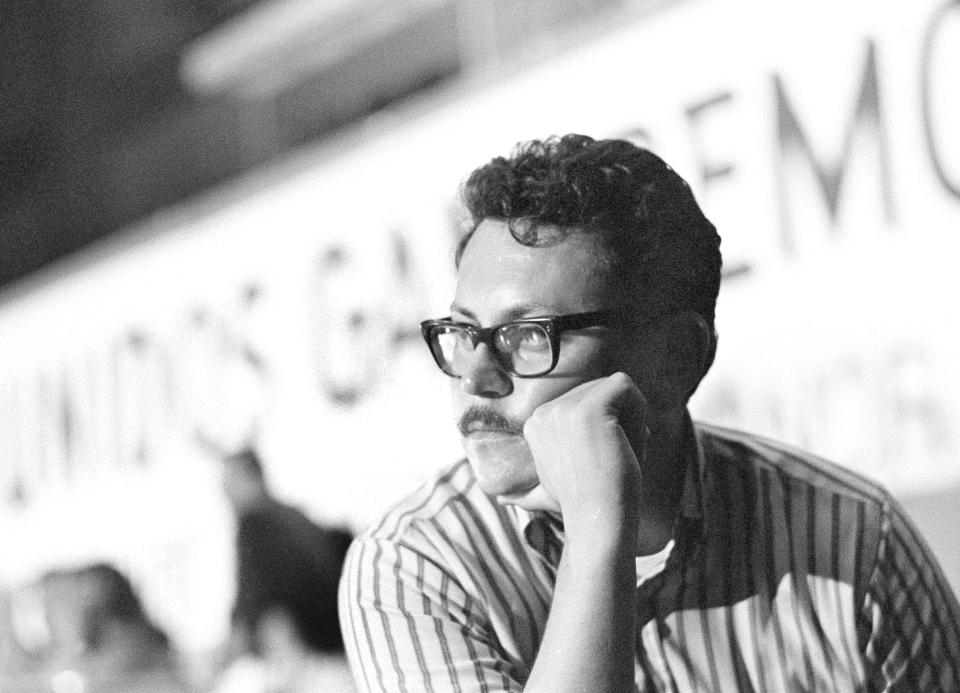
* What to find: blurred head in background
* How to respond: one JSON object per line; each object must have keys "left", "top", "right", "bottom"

{"left": 39, "top": 563, "right": 185, "bottom": 691}
{"left": 221, "top": 448, "right": 271, "bottom": 514}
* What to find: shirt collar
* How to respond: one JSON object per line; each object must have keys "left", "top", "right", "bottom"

{"left": 679, "top": 412, "right": 707, "bottom": 524}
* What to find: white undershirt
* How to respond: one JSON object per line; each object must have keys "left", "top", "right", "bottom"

{"left": 635, "top": 539, "right": 675, "bottom": 586}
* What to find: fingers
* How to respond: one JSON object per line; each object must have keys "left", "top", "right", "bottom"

{"left": 599, "top": 372, "right": 647, "bottom": 424}
{"left": 524, "top": 372, "right": 647, "bottom": 446}
{"left": 517, "top": 372, "right": 647, "bottom": 524}
{"left": 496, "top": 485, "right": 562, "bottom": 514}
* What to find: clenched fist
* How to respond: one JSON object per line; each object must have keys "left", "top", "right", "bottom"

{"left": 501, "top": 372, "right": 648, "bottom": 535}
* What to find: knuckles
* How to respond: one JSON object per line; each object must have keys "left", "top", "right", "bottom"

{"left": 606, "top": 371, "right": 635, "bottom": 390}
{"left": 523, "top": 373, "right": 644, "bottom": 441}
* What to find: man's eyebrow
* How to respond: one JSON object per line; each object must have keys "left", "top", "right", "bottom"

{"left": 449, "top": 303, "right": 476, "bottom": 320}
{"left": 449, "top": 302, "right": 562, "bottom": 322}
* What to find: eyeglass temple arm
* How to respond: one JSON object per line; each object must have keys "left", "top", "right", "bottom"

{"left": 552, "top": 310, "right": 616, "bottom": 331}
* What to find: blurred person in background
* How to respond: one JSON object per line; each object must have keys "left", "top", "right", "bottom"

{"left": 39, "top": 563, "right": 189, "bottom": 693}
{"left": 1, "top": 583, "right": 50, "bottom": 692}
{"left": 215, "top": 447, "right": 354, "bottom": 693}
{"left": 340, "top": 134, "right": 960, "bottom": 692}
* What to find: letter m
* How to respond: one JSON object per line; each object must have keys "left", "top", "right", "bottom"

{"left": 773, "top": 40, "right": 895, "bottom": 255}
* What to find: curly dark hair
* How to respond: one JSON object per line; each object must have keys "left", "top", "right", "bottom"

{"left": 458, "top": 134, "right": 722, "bottom": 328}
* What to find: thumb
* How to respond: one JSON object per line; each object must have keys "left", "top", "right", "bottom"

{"left": 496, "top": 485, "right": 562, "bottom": 514}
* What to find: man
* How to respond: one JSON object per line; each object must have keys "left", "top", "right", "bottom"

{"left": 222, "top": 448, "right": 353, "bottom": 659}
{"left": 339, "top": 135, "right": 960, "bottom": 692}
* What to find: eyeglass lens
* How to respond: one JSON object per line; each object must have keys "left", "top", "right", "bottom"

{"left": 433, "top": 323, "right": 553, "bottom": 376}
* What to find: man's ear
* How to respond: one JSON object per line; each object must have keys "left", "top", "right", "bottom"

{"left": 631, "top": 311, "right": 715, "bottom": 410}
{"left": 701, "top": 321, "right": 718, "bottom": 382}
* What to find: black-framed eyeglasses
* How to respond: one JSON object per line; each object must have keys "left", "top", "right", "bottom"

{"left": 420, "top": 310, "right": 617, "bottom": 378}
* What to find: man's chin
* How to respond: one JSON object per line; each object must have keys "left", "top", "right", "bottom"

{"left": 462, "top": 433, "right": 538, "bottom": 498}
{"left": 461, "top": 435, "right": 562, "bottom": 514}
{"left": 470, "top": 463, "right": 539, "bottom": 499}
{"left": 473, "top": 474, "right": 538, "bottom": 499}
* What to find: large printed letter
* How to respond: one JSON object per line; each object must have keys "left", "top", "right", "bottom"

{"left": 773, "top": 40, "right": 894, "bottom": 255}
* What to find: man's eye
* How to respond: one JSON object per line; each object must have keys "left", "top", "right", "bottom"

{"left": 495, "top": 328, "right": 523, "bottom": 351}
{"left": 497, "top": 324, "right": 549, "bottom": 352}
{"left": 519, "top": 329, "right": 549, "bottom": 351}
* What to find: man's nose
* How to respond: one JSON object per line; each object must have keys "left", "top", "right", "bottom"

{"left": 460, "top": 343, "right": 512, "bottom": 398}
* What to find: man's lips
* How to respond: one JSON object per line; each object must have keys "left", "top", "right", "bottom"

{"left": 463, "top": 426, "right": 520, "bottom": 438}
{"left": 457, "top": 405, "right": 524, "bottom": 437}
{"left": 462, "top": 420, "right": 519, "bottom": 434}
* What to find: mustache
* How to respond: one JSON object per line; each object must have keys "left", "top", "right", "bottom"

{"left": 457, "top": 406, "right": 525, "bottom": 436}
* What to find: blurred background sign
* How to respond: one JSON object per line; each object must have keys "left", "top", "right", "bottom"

{"left": 1, "top": 0, "right": 958, "bottom": 663}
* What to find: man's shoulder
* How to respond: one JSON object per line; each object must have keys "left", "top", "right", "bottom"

{"left": 343, "top": 459, "right": 532, "bottom": 589}
{"left": 693, "top": 421, "right": 893, "bottom": 506}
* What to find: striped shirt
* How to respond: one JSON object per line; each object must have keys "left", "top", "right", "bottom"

{"left": 339, "top": 422, "right": 960, "bottom": 692}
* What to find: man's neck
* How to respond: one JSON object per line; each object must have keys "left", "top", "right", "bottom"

{"left": 633, "top": 407, "right": 688, "bottom": 555}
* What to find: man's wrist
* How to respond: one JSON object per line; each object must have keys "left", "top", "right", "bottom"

{"left": 563, "top": 510, "right": 638, "bottom": 555}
